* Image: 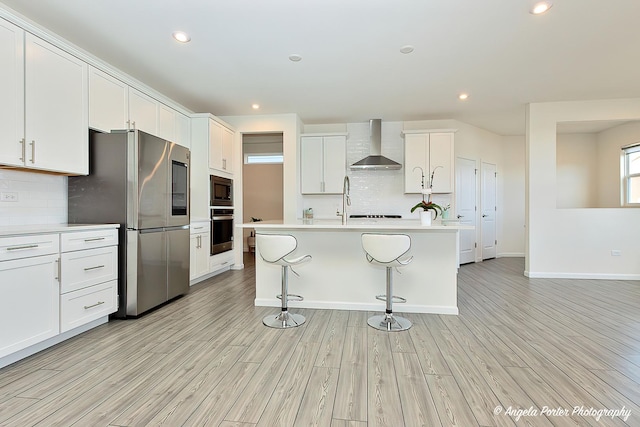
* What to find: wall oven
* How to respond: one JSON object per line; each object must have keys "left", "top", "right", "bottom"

{"left": 210, "top": 208, "right": 234, "bottom": 255}
{"left": 210, "top": 175, "right": 233, "bottom": 206}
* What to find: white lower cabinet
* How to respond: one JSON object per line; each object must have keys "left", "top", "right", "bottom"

{"left": 0, "top": 227, "right": 118, "bottom": 366}
{"left": 190, "top": 223, "right": 210, "bottom": 282}
{"left": 0, "top": 235, "right": 60, "bottom": 359}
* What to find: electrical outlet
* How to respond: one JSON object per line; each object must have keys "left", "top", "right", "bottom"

{"left": 611, "top": 250, "right": 621, "bottom": 256}
{"left": 0, "top": 192, "right": 18, "bottom": 202}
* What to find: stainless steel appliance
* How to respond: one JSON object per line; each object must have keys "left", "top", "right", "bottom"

{"left": 210, "top": 208, "right": 234, "bottom": 255}
{"left": 68, "top": 129, "right": 190, "bottom": 317}
{"left": 210, "top": 175, "right": 233, "bottom": 206}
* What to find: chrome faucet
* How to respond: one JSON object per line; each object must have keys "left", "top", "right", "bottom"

{"left": 341, "top": 175, "right": 351, "bottom": 225}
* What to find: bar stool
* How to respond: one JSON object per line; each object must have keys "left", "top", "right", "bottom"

{"left": 256, "top": 233, "right": 311, "bottom": 328}
{"left": 361, "top": 233, "right": 413, "bottom": 331}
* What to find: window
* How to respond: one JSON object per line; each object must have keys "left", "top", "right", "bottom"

{"left": 623, "top": 143, "right": 640, "bottom": 205}
{"left": 244, "top": 154, "right": 283, "bottom": 164}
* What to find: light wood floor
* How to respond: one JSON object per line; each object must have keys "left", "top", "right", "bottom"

{"left": 0, "top": 255, "right": 639, "bottom": 426}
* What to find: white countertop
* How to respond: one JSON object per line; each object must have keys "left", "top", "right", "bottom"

{"left": 239, "top": 219, "right": 473, "bottom": 231}
{"left": 0, "top": 223, "right": 120, "bottom": 237}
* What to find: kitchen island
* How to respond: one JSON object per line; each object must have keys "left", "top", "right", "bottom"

{"left": 239, "top": 219, "right": 473, "bottom": 315}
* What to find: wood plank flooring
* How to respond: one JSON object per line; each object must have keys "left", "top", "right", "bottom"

{"left": 0, "top": 255, "right": 638, "bottom": 426}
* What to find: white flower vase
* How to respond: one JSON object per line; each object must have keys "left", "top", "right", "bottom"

{"left": 420, "top": 210, "right": 432, "bottom": 226}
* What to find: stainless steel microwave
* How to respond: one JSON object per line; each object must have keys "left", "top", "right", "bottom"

{"left": 210, "top": 175, "right": 233, "bottom": 206}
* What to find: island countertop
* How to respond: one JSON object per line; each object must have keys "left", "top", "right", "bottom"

{"left": 239, "top": 219, "right": 473, "bottom": 231}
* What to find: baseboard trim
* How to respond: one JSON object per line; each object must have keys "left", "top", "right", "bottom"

{"left": 525, "top": 271, "right": 640, "bottom": 280}
{"left": 498, "top": 253, "right": 525, "bottom": 258}
{"left": 254, "top": 298, "right": 459, "bottom": 315}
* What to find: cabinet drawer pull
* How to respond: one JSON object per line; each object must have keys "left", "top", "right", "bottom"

{"left": 193, "top": 226, "right": 204, "bottom": 230}
{"left": 84, "top": 237, "right": 106, "bottom": 242}
{"left": 84, "top": 301, "right": 105, "bottom": 310}
{"left": 7, "top": 244, "right": 39, "bottom": 251}
{"left": 84, "top": 265, "right": 105, "bottom": 271}
{"left": 30, "top": 140, "right": 35, "bottom": 163}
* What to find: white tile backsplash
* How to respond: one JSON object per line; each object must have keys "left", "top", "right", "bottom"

{"left": 301, "top": 121, "right": 452, "bottom": 219}
{"left": 0, "top": 170, "right": 67, "bottom": 226}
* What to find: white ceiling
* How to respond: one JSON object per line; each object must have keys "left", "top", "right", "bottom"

{"left": 3, "top": 0, "right": 640, "bottom": 136}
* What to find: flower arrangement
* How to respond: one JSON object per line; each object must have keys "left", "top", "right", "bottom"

{"left": 410, "top": 200, "right": 442, "bottom": 219}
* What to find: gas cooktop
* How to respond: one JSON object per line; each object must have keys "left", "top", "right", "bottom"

{"left": 349, "top": 214, "right": 402, "bottom": 219}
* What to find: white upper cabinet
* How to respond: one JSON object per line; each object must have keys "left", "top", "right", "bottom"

{"left": 403, "top": 131, "right": 454, "bottom": 194}
{"left": 157, "top": 103, "right": 176, "bottom": 142}
{"left": 128, "top": 87, "right": 158, "bottom": 136}
{"left": 175, "top": 112, "right": 191, "bottom": 149}
{"left": 23, "top": 33, "right": 88, "bottom": 175}
{"left": 0, "top": 19, "right": 24, "bottom": 168}
{"left": 88, "top": 66, "right": 128, "bottom": 132}
{"left": 0, "top": 23, "right": 88, "bottom": 175}
{"left": 300, "top": 134, "right": 346, "bottom": 194}
{"left": 208, "top": 119, "right": 234, "bottom": 174}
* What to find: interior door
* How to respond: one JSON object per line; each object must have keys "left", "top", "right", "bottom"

{"left": 481, "top": 162, "right": 497, "bottom": 260}
{"left": 456, "top": 157, "right": 476, "bottom": 264}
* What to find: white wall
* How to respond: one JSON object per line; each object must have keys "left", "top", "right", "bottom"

{"left": 556, "top": 133, "right": 598, "bottom": 208}
{"left": 0, "top": 170, "right": 67, "bottom": 226}
{"left": 526, "top": 98, "right": 640, "bottom": 279}
{"left": 501, "top": 136, "right": 526, "bottom": 257}
{"left": 242, "top": 163, "right": 283, "bottom": 251}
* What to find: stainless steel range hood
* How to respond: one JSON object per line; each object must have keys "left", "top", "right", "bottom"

{"left": 350, "top": 119, "right": 402, "bottom": 170}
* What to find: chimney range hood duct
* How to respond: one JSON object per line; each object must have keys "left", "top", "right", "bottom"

{"left": 350, "top": 119, "right": 402, "bottom": 170}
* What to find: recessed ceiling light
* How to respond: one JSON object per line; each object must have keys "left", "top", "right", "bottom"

{"left": 530, "top": 1, "right": 553, "bottom": 15}
{"left": 458, "top": 93, "right": 469, "bottom": 100}
{"left": 172, "top": 31, "right": 191, "bottom": 43}
{"left": 289, "top": 54, "right": 302, "bottom": 62}
{"left": 252, "top": 104, "right": 260, "bottom": 110}
{"left": 400, "top": 45, "right": 414, "bottom": 54}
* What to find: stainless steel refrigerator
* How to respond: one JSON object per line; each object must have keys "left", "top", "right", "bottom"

{"left": 68, "top": 129, "right": 190, "bottom": 317}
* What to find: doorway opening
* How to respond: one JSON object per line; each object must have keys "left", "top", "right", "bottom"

{"left": 242, "top": 133, "right": 284, "bottom": 253}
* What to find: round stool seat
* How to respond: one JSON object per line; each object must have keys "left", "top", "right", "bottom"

{"left": 257, "top": 233, "right": 311, "bottom": 329}
{"left": 362, "top": 233, "right": 413, "bottom": 332}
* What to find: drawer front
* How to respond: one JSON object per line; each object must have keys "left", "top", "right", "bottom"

{"left": 0, "top": 234, "right": 59, "bottom": 262}
{"left": 61, "top": 246, "right": 118, "bottom": 293}
{"left": 61, "top": 228, "right": 118, "bottom": 252}
{"left": 190, "top": 221, "right": 209, "bottom": 235}
{"left": 60, "top": 280, "right": 117, "bottom": 333}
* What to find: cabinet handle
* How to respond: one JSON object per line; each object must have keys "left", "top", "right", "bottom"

{"left": 30, "top": 140, "right": 35, "bottom": 163}
{"left": 196, "top": 235, "right": 200, "bottom": 248}
{"left": 6, "top": 244, "right": 39, "bottom": 251}
{"left": 193, "top": 226, "right": 204, "bottom": 230}
{"left": 132, "top": 121, "right": 136, "bottom": 130}
{"left": 54, "top": 258, "right": 60, "bottom": 281}
{"left": 84, "top": 237, "right": 106, "bottom": 242}
{"left": 84, "top": 301, "right": 105, "bottom": 310}
{"left": 221, "top": 261, "right": 229, "bottom": 265}
{"left": 19, "top": 138, "right": 25, "bottom": 161}
{"left": 126, "top": 120, "right": 131, "bottom": 130}
{"left": 222, "top": 158, "right": 226, "bottom": 170}
{"left": 84, "top": 265, "right": 105, "bottom": 271}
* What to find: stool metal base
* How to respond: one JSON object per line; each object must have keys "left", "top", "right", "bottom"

{"left": 263, "top": 311, "right": 306, "bottom": 329}
{"left": 367, "top": 314, "right": 412, "bottom": 332}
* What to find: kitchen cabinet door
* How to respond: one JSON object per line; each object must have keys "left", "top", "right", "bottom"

{"left": 0, "top": 19, "right": 24, "bottom": 167}
{"left": 175, "top": 112, "right": 191, "bottom": 148}
{"left": 322, "top": 136, "right": 347, "bottom": 193}
{"left": 157, "top": 103, "right": 176, "bottom": 142}
{"left": 429, "top": 133, "right": 454, "bottom": 193}
{"left": 404, "top": 134, "right": 429, "bottom": 193}
{"left": 88, "top": 66, "right": 128, "bottom": 133}
{"left": 0, "top": 254, "right": 60, "bottom": 359}
{"left": 208, "top": 120, "right": 234, "bottom": 173}
{"left": 190, "top": 227, "right": 209, "bottom": 281}
{"left": 129, "top": 87, "right": 158, "bottom": 136}
{"left": 300, "top": 136, "right": 324, "bottom": 193}
{"left": 24, "top": 33, "right": 88, "bottom": 175}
